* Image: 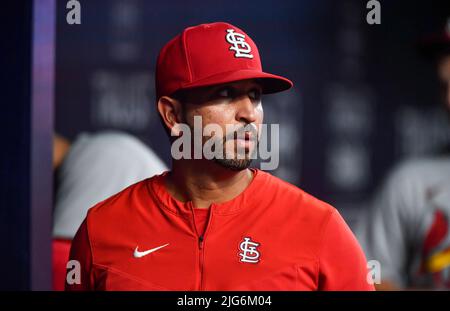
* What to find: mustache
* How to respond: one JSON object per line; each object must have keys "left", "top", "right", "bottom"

{"left": 223, "top": 124, "right": 259, "bottom": 142}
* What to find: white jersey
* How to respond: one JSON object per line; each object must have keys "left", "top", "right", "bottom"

{"left": 53, "top": 131, "right": 167, "bottom": 239}
{"left": 357, "top": 156, "right": 450, "bottom": 289}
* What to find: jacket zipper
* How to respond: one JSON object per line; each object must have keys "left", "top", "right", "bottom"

{"left": 190, "top": 203, "right": 213, "bottom": 291}
{"left": 198, "top": 235, "right": 204, "bottom": 290}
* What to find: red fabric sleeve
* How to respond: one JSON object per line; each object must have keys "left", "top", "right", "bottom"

{"left": 52, "top": 239, "right": 72, "bottom": 291}
{"left": 318, "top": 209, "right": 375, "bottom": 291}
{"left": 65, "top": 219, "right": 94, "bottom": 291}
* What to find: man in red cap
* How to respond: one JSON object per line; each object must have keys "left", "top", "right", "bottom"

{"left": 66, "top": 22, "right": 373, "bottom": 291}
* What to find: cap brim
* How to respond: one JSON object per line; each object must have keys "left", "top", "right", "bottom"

{"left": 179, "top": 69, "right": 293, "bottom": 95}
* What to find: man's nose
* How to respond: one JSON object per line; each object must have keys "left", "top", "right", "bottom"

{"left": 235, "top": 95, "right": 258, "bottom": 124}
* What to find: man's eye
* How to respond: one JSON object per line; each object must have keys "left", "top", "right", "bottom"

{"left": 248, "top": 89, "right": 261, "bottom": 100}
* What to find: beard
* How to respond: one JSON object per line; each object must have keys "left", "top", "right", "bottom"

{"left": 213, "top": 155, "right": 253, "bottom": 171}
{"left": 181, "top": 113, "right": 259, "bottom": 171}
{"left": 212, "top": 127, "right": 259, "bottom": 171}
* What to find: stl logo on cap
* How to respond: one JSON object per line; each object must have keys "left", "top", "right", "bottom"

{"left": 155, "top": 22, "right": 292, "bottom": 99}
{"left": 225, "top": 29, "right": 254, "bottom": 59}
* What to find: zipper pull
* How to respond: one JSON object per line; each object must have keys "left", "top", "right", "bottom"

{"left": 199, "top": 235, "right": 204, "bottom": 249}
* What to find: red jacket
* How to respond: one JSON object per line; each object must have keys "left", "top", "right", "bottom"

{"left": 66, "top": 169, "right": 374, "bottom": 291}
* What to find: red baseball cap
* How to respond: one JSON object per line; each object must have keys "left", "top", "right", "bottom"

{"left": 155, "top": 22, "right": 293, "bottom": 100}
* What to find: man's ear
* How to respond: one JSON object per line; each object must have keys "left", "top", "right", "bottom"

{"left": 157, "top": 96, "right": 183, "bottom": 135}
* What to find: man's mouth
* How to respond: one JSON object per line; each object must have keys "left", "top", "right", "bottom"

{"left": 231, "top": 132, "right": 257, "bottom": 152}
{"left": 231, "top": 132, "right": 256, "bottom": 143}
{"left": 222, "top": 125, "right": 259, "bottom": 153}
{"left": 243, "top": 132, "right": 253, "bottom": 140}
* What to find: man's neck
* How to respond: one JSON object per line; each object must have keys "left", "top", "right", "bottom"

{"left": 165, "top": 160, "right": 254, "bottom": 209}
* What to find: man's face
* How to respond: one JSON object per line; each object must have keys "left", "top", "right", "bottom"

{"left": 438, "top": 54, "right": 450, "bottom": 112}
{"left": 180, "top": 79, "right": 264, "bottom": 171}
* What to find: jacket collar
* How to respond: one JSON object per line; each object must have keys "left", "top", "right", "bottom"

{"left": 147, "top": 168, "right": 267, "bottom": 218}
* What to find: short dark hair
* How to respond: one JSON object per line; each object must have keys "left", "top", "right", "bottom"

{"left": 171, "top": 89, "right": 189, "bottom": 103}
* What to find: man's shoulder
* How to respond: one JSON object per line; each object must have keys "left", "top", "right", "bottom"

{"left": 390, "top": 156, "right": 450, "bottom": 180}
{"left": 257, "top": 170, "right": 339, "bottom": 253}
{"left": 257, "top": 170, "right": 335, "bottom": 219}
{"left": 379, "top": 156, "right": 450, "bottom": 197}
{"left": 85, "top": 173, "right": 164, "bottom": 222}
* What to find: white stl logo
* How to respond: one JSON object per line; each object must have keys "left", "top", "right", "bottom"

{"left": 225, "top": 29, "right": 254, "bottom": 59}
{"left": 239, "top": 237, "right": 260, "bottom": 263}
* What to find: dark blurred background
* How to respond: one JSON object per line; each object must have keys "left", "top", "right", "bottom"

{"left": 55, "top": 0, "right": 450, "bottom": 225}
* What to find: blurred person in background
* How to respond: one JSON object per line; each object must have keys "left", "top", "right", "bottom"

{"left": 52, "top": 131, "right": 167, "bottom": 290}
{"left": 357, "top": 18, "right": 450, "bottom": 290}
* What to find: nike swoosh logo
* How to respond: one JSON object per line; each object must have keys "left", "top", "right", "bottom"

{"left": 133, "top": 243, "right": 169, "bottom": 258}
